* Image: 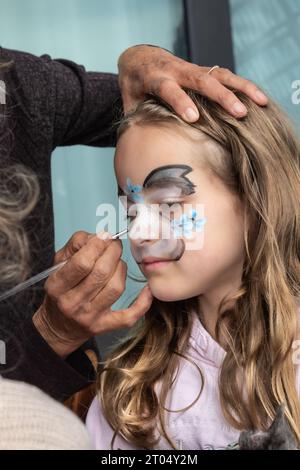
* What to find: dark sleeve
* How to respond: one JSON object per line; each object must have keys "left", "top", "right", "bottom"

{"left": 0, "top": 316, "right": 96, "bottom": 402}
{"left": 50, "top": 58, "right": 123, "bottom": 148}
{"left": 0, "top": 47, "right": 123, "bottom": 150}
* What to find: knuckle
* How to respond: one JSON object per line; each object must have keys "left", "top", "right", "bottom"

{"left": 81, "top": 301, "right": 93, "bottom": 316}
{"left": 71, "top": 230, "right": 88, "bottom": 242}
{"left": 156, "top": 77, "right": 171, "bottom": 95}
{"left": 122, "top": 315, "right": 137, "bottom": 328}
{"left": 89, "top": 234, "right": 105, "bottom": 249}
{"left": 196, "top": 73, "right": 210, "bottom": 89}
{"left": 70, "top": 230, "right": 85, "bottom": 243}
{"left": 69, "top": 231, "right": 89, "bottom": 252}
{"left": 56, "top": 296, "right": 73, "bottom": 316}
{"left": 109, "top": 282, "right": 124, "bottom": 300}
{"left": 80, "top": 302, "right": 94, "bottom": 318}
{"left": 218, "top": 89, "right": 234, "bottom": 105}
{"left": 74, "top": 256, "right": 92, "bottom": 276}
{"left": 221, "top": 68, "right": 232, "bottom": 79}
{"left": 92, "top": 266, "right": 110, "bottom": 284}
{"left": 104, "top": 283, "right": 124, "bottom": 305}
{"left": 222, "top": 70, "right": 235, "bottom": 86}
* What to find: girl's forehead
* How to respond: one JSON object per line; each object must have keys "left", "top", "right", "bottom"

{"left": 115, "top": 125, "right": 202, "bottom": 178}
{"left": 115, "top": 124, "right": 213, "bottom": 190}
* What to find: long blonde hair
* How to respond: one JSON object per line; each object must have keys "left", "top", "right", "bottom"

{"left": 98, "top": 89, "right": 300, "bottom": 449}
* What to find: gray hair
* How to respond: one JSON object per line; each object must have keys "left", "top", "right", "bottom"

{"left": 0, "top": 61, "right": 39, "bottom": 284}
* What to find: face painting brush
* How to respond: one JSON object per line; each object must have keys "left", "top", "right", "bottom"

{"left": 0, "top": 228, "right": 128, "bottom": 302}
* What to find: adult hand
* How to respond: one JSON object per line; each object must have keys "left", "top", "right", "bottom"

{"left": 33, "top": 231, "right": 153, "bottom": 358}
{"left": 118, "top": 44, "right": 268, "bottom": 121}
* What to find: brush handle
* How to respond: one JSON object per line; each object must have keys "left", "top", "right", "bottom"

{"left": 0, "top": 228, "right": 128, "bottom": 302}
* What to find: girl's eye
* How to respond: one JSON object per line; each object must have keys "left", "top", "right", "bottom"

{"left": 126, "top": 202, "right": 183, "bottom": 221}
{"left": 126, "top": 213, "right": 136, "bottom": 222}
{"left": 159, "top": 201, "right": 183, "bottom": 208}
{"left": 159, "top": 201, "right": 182, "bottom": 215}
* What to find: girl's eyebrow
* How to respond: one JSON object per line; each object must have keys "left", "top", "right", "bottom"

{"left": 117, "top": 164, "right": 196, "bottom": 199}
{"left": 143, "top": 164, "right": 196, "bottom": 195}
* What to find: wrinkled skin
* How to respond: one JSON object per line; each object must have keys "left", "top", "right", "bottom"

{"left": 118, "top": 45, "right": 268, "bottom": 120}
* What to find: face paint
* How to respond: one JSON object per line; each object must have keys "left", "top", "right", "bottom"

{"left": 118, "top": 165, "right": 202, "bottom": 263}
{"left": 128, "top": 203, "right": 186, "bottom": 263}
{"left": 143, "top": 164, "right": 196, "bottom": 197}
{"left": 118, "top": 165, "right": 196, "bottom": 203}
{"left": 171, "top": 209, "right": 207, "bottom": 239}
{"left": 131, "top": 238, "right": 186, "bottom": 264}
{"left": 124, "top": 177, "right": 143, "bottom": 202}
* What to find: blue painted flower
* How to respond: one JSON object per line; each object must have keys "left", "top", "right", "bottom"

{"left": 125, "top": 177, "right": 143, "bottom": 202}
{"left": 190, "top": 208, "right": 207, "bottom": 232}
{"left": 171, "top": 213, "right": 193, "bottom": 238}
{"left": 171, "top": 210, "right": 207, "bottom": 238}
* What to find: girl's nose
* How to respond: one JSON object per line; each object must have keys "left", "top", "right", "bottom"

{"left": 128, "top": 204, "right": 160, "bottom": 245}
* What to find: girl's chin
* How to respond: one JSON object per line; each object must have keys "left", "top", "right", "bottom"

{"left": 148, "top": 282, "right": 192, "bottom": 302}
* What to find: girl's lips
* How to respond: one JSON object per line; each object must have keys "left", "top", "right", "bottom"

{"left": 140, "top": 257, "right": 170, "bottom": 264}
{"left": 140, "top": 258, "right": 173, "bottom": 271}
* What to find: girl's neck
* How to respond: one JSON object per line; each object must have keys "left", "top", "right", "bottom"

{"left": 197, "top": 264, "right": 244, "bottom": 343}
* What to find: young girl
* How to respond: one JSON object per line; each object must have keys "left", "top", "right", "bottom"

{"left": 86, "top": 89, "right": 300, "bottom": 450}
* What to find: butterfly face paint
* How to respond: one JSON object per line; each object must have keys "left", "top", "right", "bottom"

{"left": 118, "top": 164, "right": 206, "bottom": 263}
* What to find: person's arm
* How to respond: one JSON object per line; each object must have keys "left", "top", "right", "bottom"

{"left": 1, "top": 45, "right": 269, "bottom": 154}
{"left": 0, "top": 47, "right": 122, "bottom": 400}
{"left": 0, "top": 46, "right": 123, "bottom": 150}
{"left": 50, "top": 57, "right": 123, "bottom": 148}
{"left": 0, "top": 315, "right": 96, "bottom": 402}
{"left": 1, "top": 231, "right": 152, "bottom": 401}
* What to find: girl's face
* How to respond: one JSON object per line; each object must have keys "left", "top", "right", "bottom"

{"left": 114, "top": 124, "right": 245, "bottom": 302}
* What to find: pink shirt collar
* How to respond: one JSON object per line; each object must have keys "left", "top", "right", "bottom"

{"left": 189, "top": 313, "right": 226, "bottom": 367}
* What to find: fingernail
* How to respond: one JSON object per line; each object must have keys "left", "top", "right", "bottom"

{"left": 183, "top": 107, "right": 199, "bottom": 122}
{"left": 255, "top": 90, "right": 267, "bottom": 102}
{"left": 97, "top": 231, "right": 112, "bottom": 240}
{"left": 232, "top": 101, "right": 247, "bottom": 116}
